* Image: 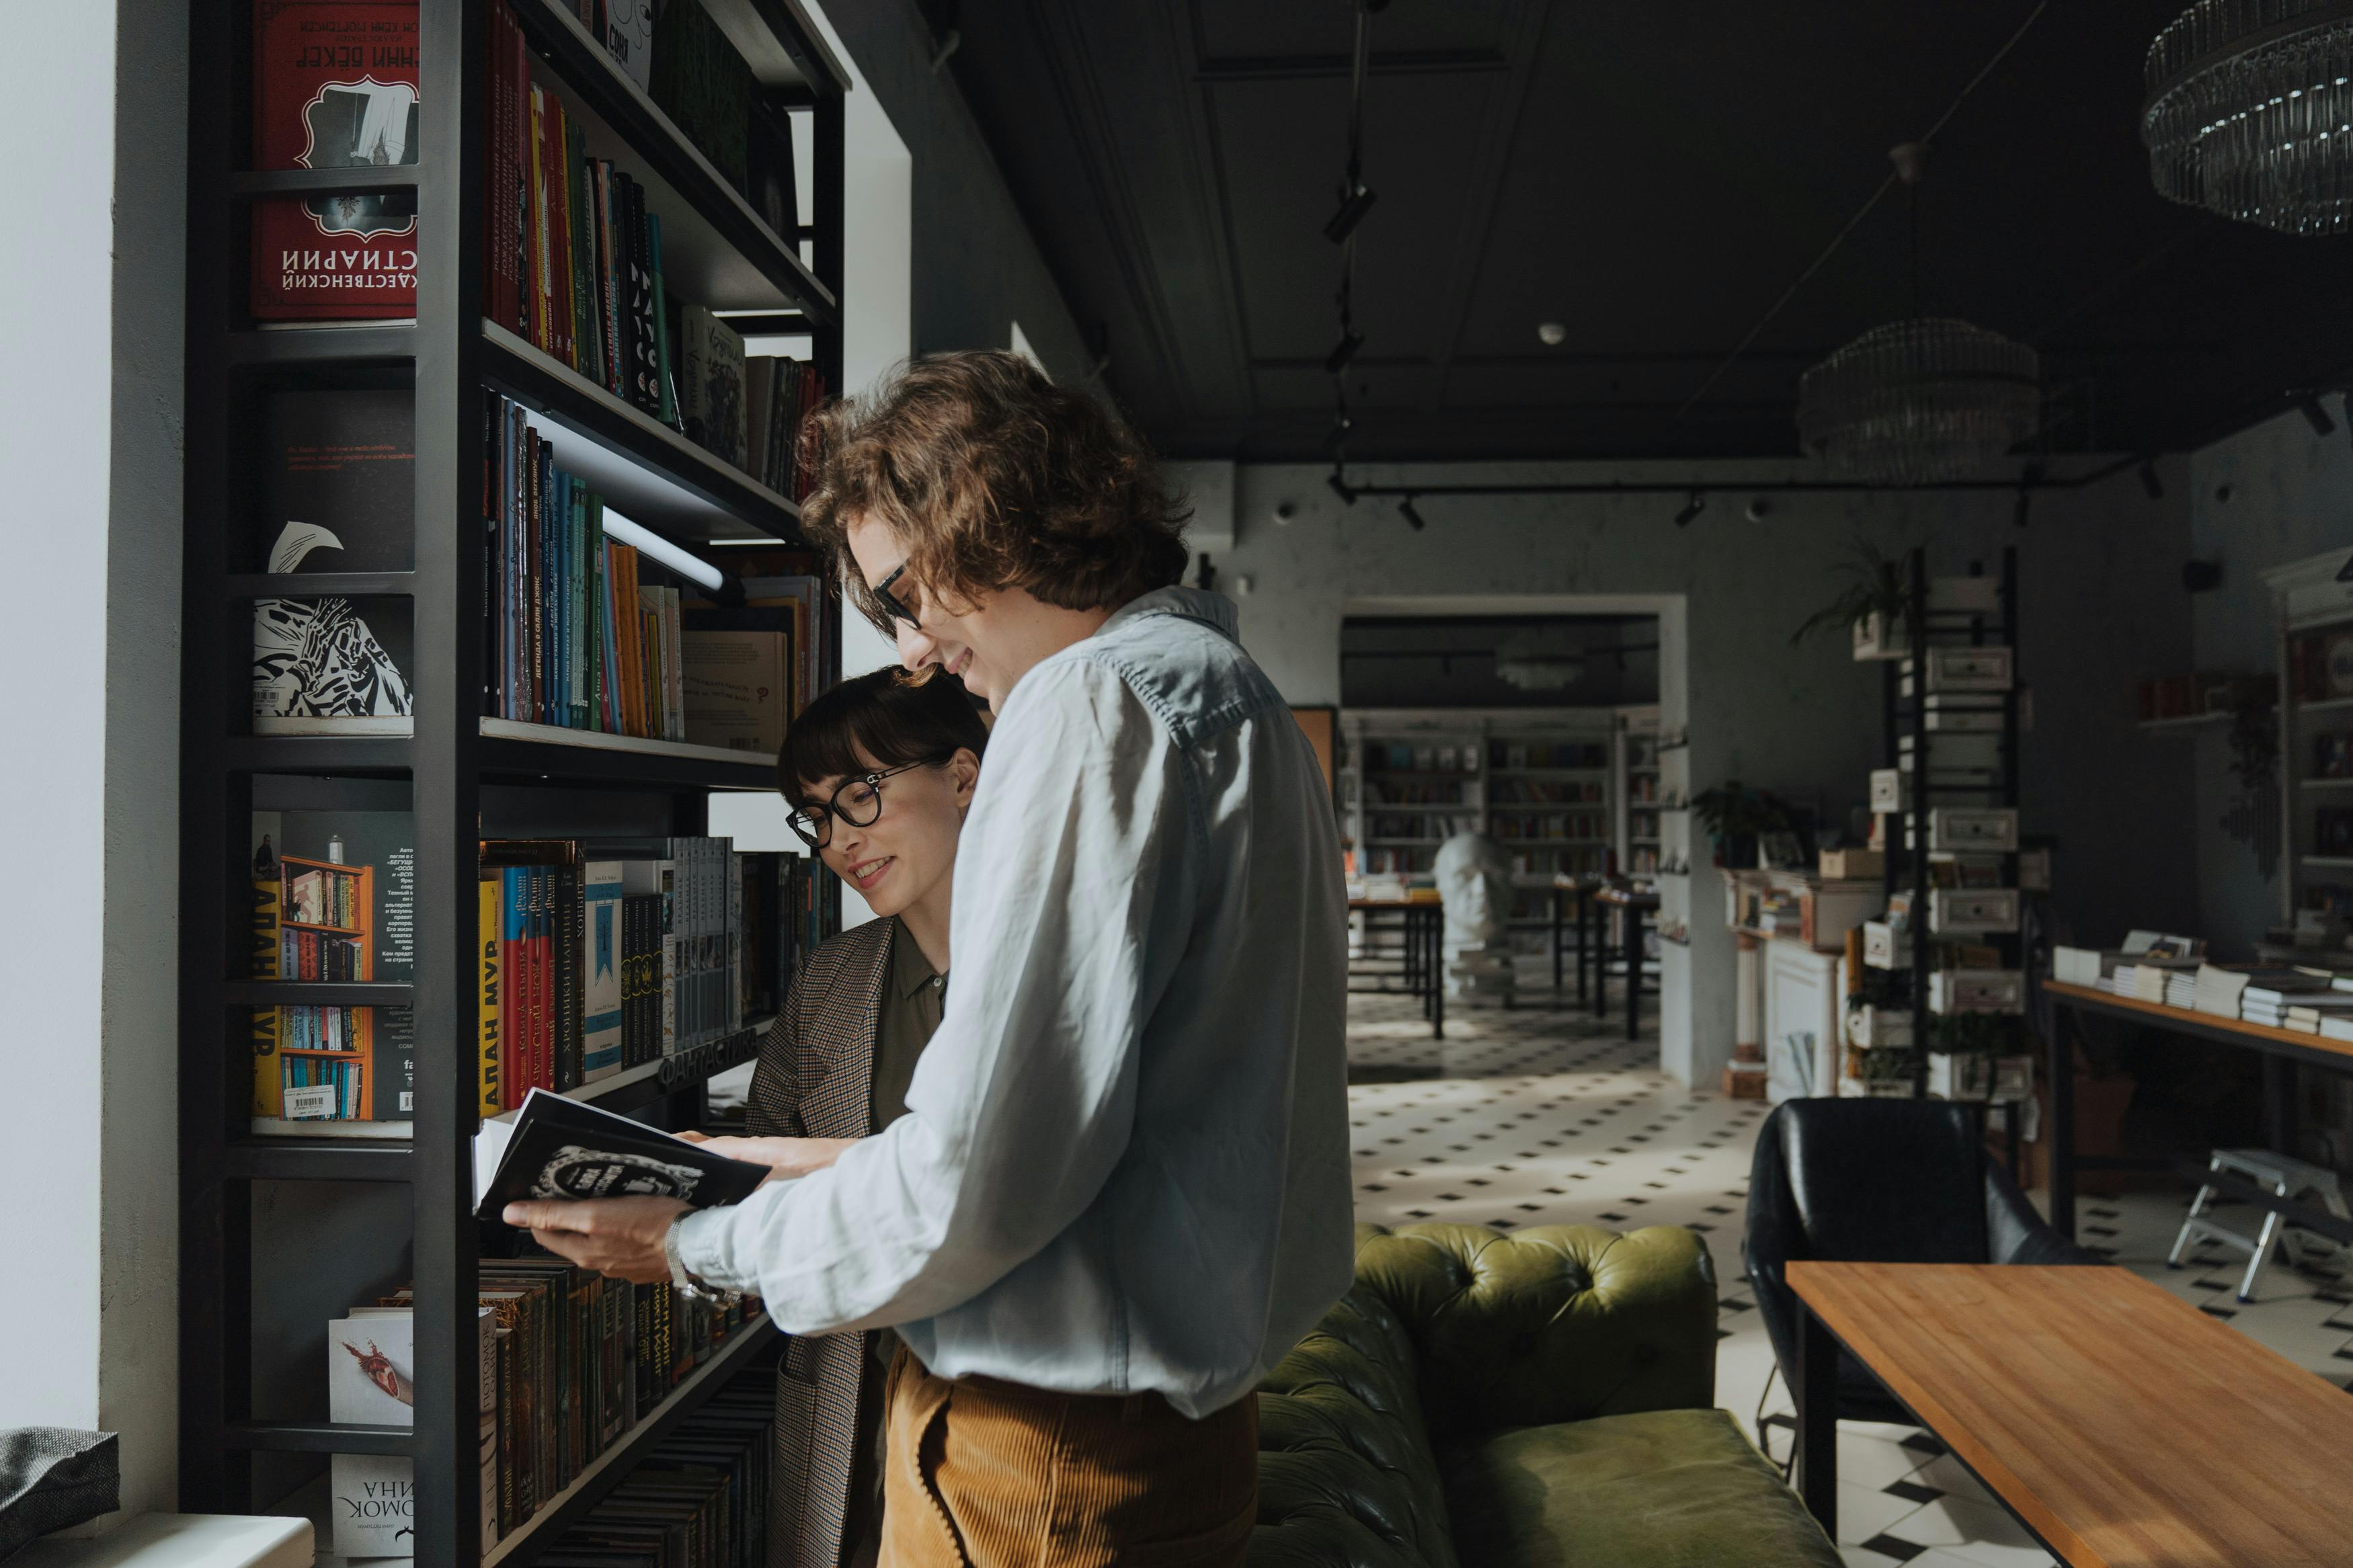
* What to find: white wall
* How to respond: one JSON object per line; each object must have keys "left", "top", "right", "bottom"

{"left": 0, "top": 0, "right": 185, "bottom": 1524}
{"left": 1215, "top": 460, "right": 2200, "bottom": 1084}
{"left": 2189, "top": 409, "right": 2353, "bottom": 948}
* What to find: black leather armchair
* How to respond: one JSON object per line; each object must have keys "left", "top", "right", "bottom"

{"left": 1743, "top": 1098, "right": 2104, "bottom": 1427}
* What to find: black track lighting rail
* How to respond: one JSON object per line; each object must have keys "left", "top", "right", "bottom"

{"left": 1328, "top": 451, "right": 2142, "bottom": 509}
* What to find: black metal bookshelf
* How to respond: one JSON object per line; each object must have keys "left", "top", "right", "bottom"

{"left": 178, "top": 5, "right": 849, "bottom": 1565}
{"left": 1878, "top": 546, "right": 2024, "bottom": 1100}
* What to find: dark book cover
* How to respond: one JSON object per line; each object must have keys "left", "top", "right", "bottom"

{"left": 254, "top": 388, "right": 415, "bottom": 571}
{"left": 621, "top": 175, "right": 661, "bottom": 417}
{"left": 473, "top": 1089, "right": 768, "bottom": 1221}
{"left": 252, "top": 594, "right": 414, "bottom": 731}
{"left": 251, "top": 0, "right": 421, "bottom": 320}
{"left": 649, "top": 0, "right": 750, "bottom": 195}
{"left": 744, "top": 98, "right": 799, "bottom": 243}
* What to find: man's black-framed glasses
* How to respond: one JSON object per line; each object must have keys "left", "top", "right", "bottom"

{"left": 873, "top": 563, "right": 923, "bottom": 630}
{"left": 787, "top": 757, "right": 947, "bottom": 850}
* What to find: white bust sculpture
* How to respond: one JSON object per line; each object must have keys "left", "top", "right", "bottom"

{"left": 1434, "top": 830, "right": 1517, "bottom": 1001}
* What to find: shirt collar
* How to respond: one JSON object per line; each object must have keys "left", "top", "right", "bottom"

{"left": 1099, "top": 585, "right": 1239, "bottom": 641}
{"left": 889, "top": 917, "right": 941, "bottom": 999}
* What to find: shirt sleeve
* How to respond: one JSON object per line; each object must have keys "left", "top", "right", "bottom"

{"left": 676, "top": 657, "right": 1195, "bottom": 1333}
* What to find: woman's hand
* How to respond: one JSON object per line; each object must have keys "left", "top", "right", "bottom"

{"left": 696, "top": 1134, "right": 860, "bottom": 1182}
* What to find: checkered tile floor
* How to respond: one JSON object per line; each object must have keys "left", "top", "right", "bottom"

{"left": 1346, "top": 969, "right": 2353, "bottom": 1568}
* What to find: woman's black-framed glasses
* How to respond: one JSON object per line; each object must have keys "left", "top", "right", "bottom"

{"left": 873, "top": 563, "right": 923, "bottom": 630}
{"left": 787, "top": 758, "right": 946, "bottom": 850}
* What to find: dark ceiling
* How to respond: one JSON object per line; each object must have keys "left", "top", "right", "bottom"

{"left": 932, "top": 1, "right": 2353, "bottom": 463}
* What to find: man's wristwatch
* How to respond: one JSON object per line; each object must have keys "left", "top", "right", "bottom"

{"left": 663, "top": 1211, "right": 735, "bottom": 1303}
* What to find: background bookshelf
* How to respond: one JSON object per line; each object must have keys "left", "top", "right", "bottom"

{"left": 1339, "top": 707, "right": 1621, "bottom": 956}
{"left": 2268, "top": 551, "right": 2353, "bottom": 945}
{"left": 180, "top": 6, "right": 850, "bottom": 1567}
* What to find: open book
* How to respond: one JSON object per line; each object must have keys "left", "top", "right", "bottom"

{"left": 473, "top": 1088, "right": 768, "bottom": 1223}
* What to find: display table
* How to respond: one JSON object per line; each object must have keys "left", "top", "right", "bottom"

{"left": 2040, "top": 979, "right": 2353, "bottom": 1247}
{"left": 1349, "top": 898, "right": 1444, "bottom": 1040}
{"left": 1788, "top": 1261, "right": 2353, "bottom": 1565}
{"left": 1591, "top": 885, "right": 1660, "bottom": 1040}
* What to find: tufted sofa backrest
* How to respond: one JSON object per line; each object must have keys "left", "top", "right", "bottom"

{"left": 1349, "top": 1221, "right": 1718, "bottom": 1449}
{"left": 1247, "top": 1222, "right": 1720, "bottom": 1566}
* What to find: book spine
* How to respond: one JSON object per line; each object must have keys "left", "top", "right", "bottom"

{"left": 528, "top": 84, "right": 552, "bottom": 354}
{"left": 567, "top": 122, "right": 600, "bottom": 385}
{"left": 660, "top": 860, "right": 677, "bottom": 1055}
{"left": 479, "top": 873, "right": 502, "bottom": 1118}
{"left": 621, "top": 175, "right": 657, "bottom": 415}
{"left": 570, "top": 485, "right": 589, "bottom": 729}
{"left": 251, "top": 853, "right": 284, "bottom": 1119}
{"left": 536, "top": 439, "right": 555, "bottom": 725}
{"left": 586, "top": 494, "right": 605, "bottom": 731}
{"left": 500, "top": 866, "right": 527, "bottom": 1110}
{"left": 614, "top": 544, "right": 645, "bottom": 737}
{"left": 554, "top": 862, "right": 579, "bottom": 1093}
{"left": 550, "top": 96, "right": 576, "bottom": 368}
{"left": 594, "top": 161, "right": 624, "bottom": 396}
{"left": 649, "top": 212, "right": 677, "bottom": 425}
{"left": 553, "top": 470, "right": 572, "bottom": 729}
{"left": 481, "top": 390, "right": 499, "bottom": 716}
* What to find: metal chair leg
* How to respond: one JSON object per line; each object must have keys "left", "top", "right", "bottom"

{"left": 2168, "top": 1157, "right": 2223, "bottom": 1269}
{"left": 2240, "top": 1196, "right": 2286, "bottom": 1303}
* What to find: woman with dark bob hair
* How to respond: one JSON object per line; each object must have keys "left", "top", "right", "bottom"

{"left": 709, "top": 665, "right": 987, "bottom": 1568}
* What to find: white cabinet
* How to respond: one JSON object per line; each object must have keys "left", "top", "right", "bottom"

{"left": 1762, "top": 938, "right": 1842, "bottom": 1102}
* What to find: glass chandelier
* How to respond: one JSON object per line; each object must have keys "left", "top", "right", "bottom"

{"left": 1796, "top": 319, "right": 2042, "bottom": 486}
{"left": 2143, "top": 0, "right": 2353, "bottom": 234}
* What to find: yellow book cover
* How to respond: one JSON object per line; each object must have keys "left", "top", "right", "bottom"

{"left": 479, "top": 872, "right": 503, "bottom": 1118}
{"left": 250, "top": 844, "right": 284, "bottom": 1120}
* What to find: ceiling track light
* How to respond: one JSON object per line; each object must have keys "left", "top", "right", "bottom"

{"left": 2300, "top": 393, "right": 2338, "bottom": 439}
{"left": 1326, "top": 469, "right": 1358, "bottom": 505}
{"left": 1325, "top": 184, "right": 1378, "bottom": 245}
{"left": 1398, "top": 495, "right": 1427, "bottom": 531}
{"left": 1325, "top": 329, "right": 1365, "bottom": 376}
{"left": 1673, "top": 490, "right": 1706, "bottom": 528}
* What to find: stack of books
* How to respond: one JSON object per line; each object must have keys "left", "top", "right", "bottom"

{"left": 2165, "top": 969, "right": 2198, "bottom": 1009}
{"left": 2241, "top": 973, "right": 2337, "bottom": 1027}
{"left": 2192, "top": 963, "right": 2253, "bottom": 1018}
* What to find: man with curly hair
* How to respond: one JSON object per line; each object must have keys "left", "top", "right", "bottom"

{"left": 510, "top": 351, "right": 1353, "bottom": 1567}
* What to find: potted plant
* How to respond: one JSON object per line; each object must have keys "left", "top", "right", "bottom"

{"left": 1691, "top": 781, "right": 1796, "bottom": 869}
{"left": 1792, "top": 537, "right": 1913, "bottom": 661}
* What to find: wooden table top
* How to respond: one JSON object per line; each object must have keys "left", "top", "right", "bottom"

{"left": 1591, "top": 886, "right": 1659, "bottom": 909}
{"left": 1347, "top": 897, "right": 1440, "bottom": 911}
{"left": 2042, "top": 979, "right": 2353, "bottom": 1065}
{"left": 1788, "top": 1262, "right": 2353, "bottom": 1567}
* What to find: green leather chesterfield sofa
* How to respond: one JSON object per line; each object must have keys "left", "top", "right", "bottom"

{"left": 1248, "top": 1222, "right": 1840, "bottom": 1567}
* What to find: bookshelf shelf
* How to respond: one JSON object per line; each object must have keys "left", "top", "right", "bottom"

{"left": 478, "top": 1318, "right": 776, "bottom": 1568}
{"left": 227, "top": 720, "right": 782, "bottom": 791}
{"left": 222, "top": 981, "right": 416, "bottom": 1008}
{"left": 227, "top": 573, "right": 417, "bottom": 600}
{"left": 229, "top": 167, "right": 426, "bottom": 200}
{"left": 224, "top": 1139, "right": 413, "bottom": 1183}
{"left": 226, "top": 324, "right": 421, "bottom": 368}
{"left": 2301, "top": 695, "right": 2353, "bottom": 717}
{"left": 182, "top": 5, "right": 848, "bottom": 1562}
{"left": 226, "top": 1421, "right": 414, "bottom": 1457}
{"left": 2136, "top": 710, "right": 2232, "bottom": 733}
{"left": 511, "top": 0, "right": 836, "bottom": 323}
{"left": 482, "top": 322, "right": 799, "bottom": 544}
{"left": 2302, "top": 777, "right": 2353, "bottom": 789}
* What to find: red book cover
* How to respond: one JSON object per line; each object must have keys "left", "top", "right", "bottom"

{"left": 251, "top": 1, "right": 420, "bottom": 321}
